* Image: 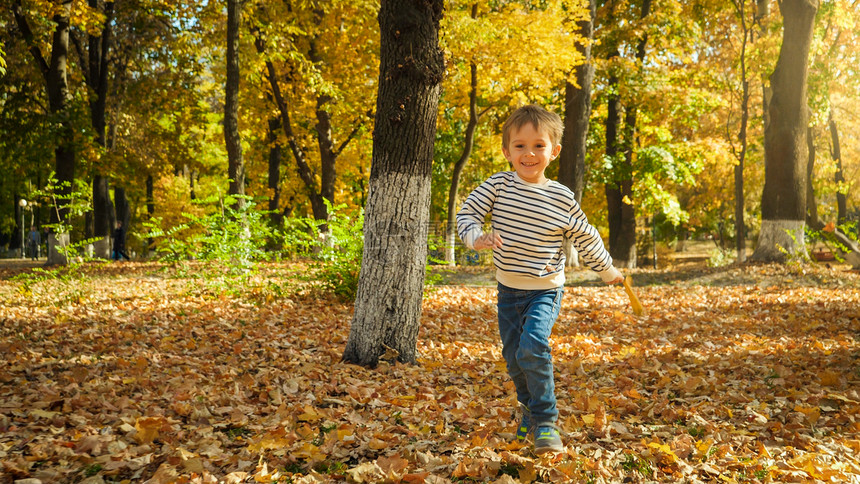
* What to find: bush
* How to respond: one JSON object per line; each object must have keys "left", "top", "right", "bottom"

{"left": 142, "top": 195, "right": 273, "bottom": 273}
{"left": 280, "top": 201, "right": 364, "bottom": 301}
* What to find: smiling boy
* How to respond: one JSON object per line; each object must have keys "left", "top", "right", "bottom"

{"left": 457, "top": 104, "right": 623, "bottom": 454}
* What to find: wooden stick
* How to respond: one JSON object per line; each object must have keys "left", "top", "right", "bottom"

{"left": 622, "top": 275, "right": 645, "bottom": 316}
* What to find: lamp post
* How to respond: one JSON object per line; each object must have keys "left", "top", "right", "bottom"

{"left": 19, "top": 199, "right": 27, "bottom": 259}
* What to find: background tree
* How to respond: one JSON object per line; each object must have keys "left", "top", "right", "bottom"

{"left": 248, "top": 1, "right": 377, "bottom": 222}
{"left": 1, "top": 0, "right": 858, "bottom": 267}
{"left": 559, "top": 0, "right": 596, "bottom": 267}
{"left": 343, "top": 0, "right": 445, "bottom": 367}
{"left": 11, "top": 0, "right": 76, "bottom": 228}
{"left": 225, "top": 0, "right": 245, "bottom": 208}
{"left": 437, "top": 0, "right": 587, "bottom": 265}
{"left": 729, "top": 0, "right": 754, "bottom": 262}
{"left": 74, "top": 0, "right": 115, "bottom": 257}
{"left": 752, "top": 0, "right": 819, "bottom": 261}
{"left": 800, "top": 0, "right": 860, "bottom": 266}
{"left": 601, "top": 0, "right": 652, "bottom": 268}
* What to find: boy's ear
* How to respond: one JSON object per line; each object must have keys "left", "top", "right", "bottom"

{"left": 552, "top": 144, "right": 562, "bottom": 159}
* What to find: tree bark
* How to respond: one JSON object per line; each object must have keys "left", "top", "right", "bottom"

{"left": 313, "top": 93, "right": 336, "bottom": 222}
{"left": 559, "top": 0, "right": 595, "bottom": 268}
{"left": 92, "top": 176, "right": 114, "bottom": 257}
{"left": 604, "top": 66, "right": 631, "bottom": 265}
{"left": 752, "top": 0, "right": 818, "bottom": 262}
{"left": 309, "top": 28, "right": 338, "bottom": 222}
{"left": 805, "top": 123, "right": 818, "bottom": 228}
{"left": 732, "top": 0, "right": 752, "bottom": 263}
{"left": 267, "top": 115, "right": 284, "bottom": 226}
{"left": 79, "top": 0, "right": 115, "bottom": 258}
{"left": 828, "top": 111, "right": 847, "bottom": 224}
{"left": 225, "top": 0, "right": 245, "bottom": 209}
{"left": 146, "top": 174, "right": 155, "bottom": 256}
{"left": 343, "top": 0, "right": 445, "bottom": 367}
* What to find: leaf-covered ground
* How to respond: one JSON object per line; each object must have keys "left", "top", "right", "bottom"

{"left": 1, "top": 261, "right": 859, "bottom": 483}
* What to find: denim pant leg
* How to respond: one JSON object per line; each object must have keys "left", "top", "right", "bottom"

{"left": 497, "top": 284, "right": 563, "bottom": 424}
{"left": 497, "top": 287, "right": 531, "bottom": 410}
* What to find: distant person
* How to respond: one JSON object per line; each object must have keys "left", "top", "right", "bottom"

{"left": 112, "top": 221, "right": 130, "bottom": 261}
{"left": 27, "top": 226, "right": 40, "bottom": 260}
{"left": 457, "top": 104, "right": 623, "bottom": 454}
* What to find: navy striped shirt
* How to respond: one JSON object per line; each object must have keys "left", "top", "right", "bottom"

{"left": 457, "top": 171, "right": 616, "bottom": 289}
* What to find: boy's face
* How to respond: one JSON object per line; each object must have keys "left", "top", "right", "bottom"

{"left": 503, "top": 122, "right": 561, "bottom": 184}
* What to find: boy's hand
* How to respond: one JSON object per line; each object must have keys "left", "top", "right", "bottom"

{"left": 473, "top": 231, "right": 503, "bottom": 250}
{"left": 604, "top": 267, "right": 624, "bottom": 285}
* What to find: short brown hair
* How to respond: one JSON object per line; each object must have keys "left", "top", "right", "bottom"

{"left": 502, "top": 104, "right": 564, "bottom": 149}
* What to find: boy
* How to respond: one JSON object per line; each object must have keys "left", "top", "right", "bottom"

{"left": 456, "top": 104, "right": 623, "bottom": 454}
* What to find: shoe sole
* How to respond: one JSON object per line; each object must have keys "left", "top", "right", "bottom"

{"left": 534, "top": 442, "right": 564, "bottom": 453}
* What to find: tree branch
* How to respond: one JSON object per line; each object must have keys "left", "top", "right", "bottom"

{"left": 12, "top": 0, "right": 50, "bottom": 79}
{"left": 333, "top": 110, "right": 372, "bottom": 157}
{"left": 250, "top": 25, "right": 318, "bottom": 194}
{"left": 69, "top": 30, "right": 91, "bottom": 87}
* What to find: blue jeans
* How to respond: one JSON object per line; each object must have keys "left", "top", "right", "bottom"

{"left": 497, "top": 283, "right": 563, "bottom": 425}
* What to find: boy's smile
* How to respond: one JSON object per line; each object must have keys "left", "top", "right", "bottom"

{"left": 502, "top": 123, "right": 562, "bottom": 184}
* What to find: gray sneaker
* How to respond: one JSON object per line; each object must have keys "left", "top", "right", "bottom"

{"left": 533, "top": 423, "right": 564, "bottom": 454}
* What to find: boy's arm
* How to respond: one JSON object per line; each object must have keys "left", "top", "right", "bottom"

{"left": 457, "top": 178, "right": 497, "bottom": 250}
{"left": 565, "top": 201, "right": 622, "bottom": 284}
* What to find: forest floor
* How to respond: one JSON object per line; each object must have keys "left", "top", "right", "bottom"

{"left": 1, "top": 248, "right": 859, "bottom": 483}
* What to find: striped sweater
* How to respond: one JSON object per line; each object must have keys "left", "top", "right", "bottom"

{"left": 457, "top": 171, "right": 618, "bottom": 290}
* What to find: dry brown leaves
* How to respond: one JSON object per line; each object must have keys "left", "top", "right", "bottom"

{"left": 1, "top": 262, "right": 859, "bottom": 483}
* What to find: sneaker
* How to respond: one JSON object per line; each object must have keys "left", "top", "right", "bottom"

{"left": 533, "top": 423, "right": 564, "bottom": 454}
{"left": 516, "top": 405, "right": 532, "bottom": 442}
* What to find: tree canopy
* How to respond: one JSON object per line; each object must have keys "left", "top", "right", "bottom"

{"left": 1, "top": 0, "right": 858, "bottom": 262}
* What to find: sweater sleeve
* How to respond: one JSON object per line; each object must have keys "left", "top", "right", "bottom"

{"left": 456, "top": 177, "right": 497, "bottom": 249}
{"left": 564, "top": 199, "right": 616, "bottom": 275}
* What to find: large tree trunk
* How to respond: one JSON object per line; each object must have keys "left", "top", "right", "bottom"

{"left": 445, "top": 53, "right": 480, "bottom": 266}
{"left": 752, "top": 0, "right": 818, "bottom": 262}
{"left": 559, "top": 0, "right": 595, "bottom": 268}
{"left": 225, "top": 0, "right": 245, "bottom": 209}
{"left": 343, "top": 0, "right": 445, "bottom": 368}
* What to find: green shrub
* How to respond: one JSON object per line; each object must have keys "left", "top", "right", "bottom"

{"left": 142, "top": 194, "right": 273, "bottom": 273}
{"left": 294, "top": 201, "right": 364, "bottom": 301}
{"left": 707, "top": 247, "right": 735, "bottom": 267}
